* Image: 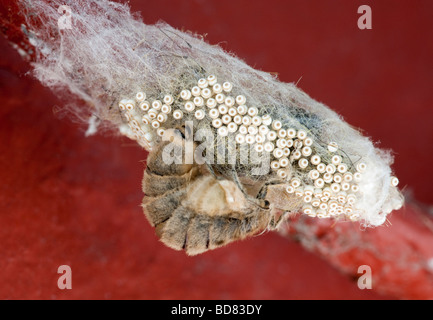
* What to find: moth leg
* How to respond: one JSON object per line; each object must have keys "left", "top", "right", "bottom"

{"left": 221, "top": 165, "right": 269, "bottom": 210}
{"left": 205, "top": 162, "right": 218, "bottom": 179}
{"left": 256, "top": 180, "right": 283, "bottom": 200}
{"left": 267, "top": 210, "right": 290, "bottom": 230}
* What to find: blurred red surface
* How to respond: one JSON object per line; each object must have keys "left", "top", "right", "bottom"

{"left": 1, "top": 0, "right": 432, "bottom": 299}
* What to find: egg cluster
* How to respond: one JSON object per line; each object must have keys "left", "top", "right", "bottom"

{"left": 287, "top": 143, "right": 367, "bottom": 221}
{"left": 118, "top": 75, "right": 399, "bottom": 222}
{"left": 118, "top": 91, "right": 177, "bottom": 150}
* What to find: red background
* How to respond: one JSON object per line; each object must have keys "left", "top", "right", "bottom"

{"left": 0, "top": 0, "right": 432, "bottom": 299}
